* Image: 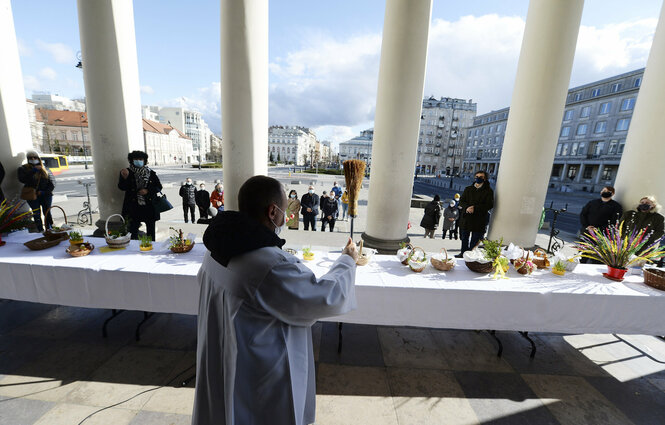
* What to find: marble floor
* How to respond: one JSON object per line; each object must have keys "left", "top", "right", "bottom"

{"left": 1, "top": 299, "right": 665, "bottom": 424}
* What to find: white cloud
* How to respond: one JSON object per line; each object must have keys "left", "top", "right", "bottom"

{"left": 38, "top": 67, "right": 57, "bottom": 80}
{"left": 36, "top": 40, "right": 75, "bottom": 64}
{"left": 141, "top": 85, "right": 155, "bottom": 94}
{"left": 17, "top": 38, "right": 31, "bottom": 57}
{"left": 23, "top": 75, "right": 42, "bottom": 93}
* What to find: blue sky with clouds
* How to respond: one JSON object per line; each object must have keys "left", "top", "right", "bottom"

{"left": 11, "top": 0, "right": 663, "bottom": 144}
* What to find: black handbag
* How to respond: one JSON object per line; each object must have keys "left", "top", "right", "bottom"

{"left": 153, "top": 192, "right": 173, "bottom": 214}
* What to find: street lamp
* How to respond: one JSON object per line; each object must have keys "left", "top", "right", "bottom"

{"left": 80, "top": 113, "right": 88, "bottom": 170}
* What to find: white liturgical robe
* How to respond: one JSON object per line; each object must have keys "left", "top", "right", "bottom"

{"left": 192, "top": 247, "right": 357, "bottom": 425}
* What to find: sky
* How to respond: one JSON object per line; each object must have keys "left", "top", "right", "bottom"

{"left": 11, "top": 0, "right": 663, "bottom": 146}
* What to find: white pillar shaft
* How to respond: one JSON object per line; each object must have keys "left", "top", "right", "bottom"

{"left": 364, "top": 0, "right": 432, "bottom": 246}
{"left": 0, "top": 0, "right": 34, "bottom": 200}
{"left": 614, "top": 2, "right": 665, "bottom": 210}
{"left": 77, "top": 0, "right": 144, "bottom": 226}
{"left": 488, "top": 0, "right": 584, "bottom": 246}
{"left": 220, "top": 0, "right": 268, "bottom": 211}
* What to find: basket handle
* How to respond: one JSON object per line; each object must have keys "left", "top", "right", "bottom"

{"left": 358, "top": 240, "right": 364, "bottom": 256}
{"left": 105, "top": 213, "right": 126, "bottom": 236}
{"left": 409, "top": 246, "right": 425, "bottom": 260}
{"left": 534, "top": 248, "right": 547, "bottom": 257}
{"left": 440, "top": 247, "right": 449, "bottom": 261}
{"left": 44, "top": 205, "right": 67, "bottom": 225}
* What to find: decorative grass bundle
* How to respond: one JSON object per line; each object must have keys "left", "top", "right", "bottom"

{"left": 0, "top": 200, "right": 35, "bottom": 233}
{"left": 343, "top": 160, "right": 365, "bottom": 217}
{"left": 575, "top": 220, "right": 665, "bottom": 269}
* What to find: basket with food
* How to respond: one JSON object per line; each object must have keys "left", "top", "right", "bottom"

{"left": 532, "top": 248, "right": 551, "bottom": 269}
{"left": 407, "top": 247, "right": 427, "bottom": 273}
{"left": 105, "top": 214, "right": 131, "bottom": 249}
{"left": 514, "top": 252, "right": 537, "bottom": 275}
{"left": 66, "top": 242, "right": 94, "bottom": 257}
{"left": 431, "top": 248, "right": 455, "bottom": 271}
{"left": 355, "top": 240, "right": 376, "bottom": 266}
{"left": 397, "top": 243, "right": 414, "bottom": 265}
{"left": 168, "top": 227, "right": 195, "bottom": 253}
{"left": 644, "top": 267, "right": 665, "bottom": 291}
{"left": 43, "top": 206, "right": 72, "bottom": 237}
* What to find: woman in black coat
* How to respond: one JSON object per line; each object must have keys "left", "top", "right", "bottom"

{"left": 118, "top": 151, "right": 162, "bottom": 240}
{"left": 420, "top": 194, "right": 442, "bottom": 238}
{"left": 18, "top": 151, "right": 56, "bottom": 232}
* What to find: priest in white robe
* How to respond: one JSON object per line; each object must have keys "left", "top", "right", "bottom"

{"left": 192, "top": 175, "right": 358, "bottom": 425}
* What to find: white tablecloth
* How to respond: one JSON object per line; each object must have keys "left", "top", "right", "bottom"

{"left": 1, "top": 232, "right": 664, "bottom": 334}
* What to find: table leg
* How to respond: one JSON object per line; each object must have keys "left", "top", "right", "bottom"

{"left": 135, "top": 312, "right": 155, "bottom": 341}
{"left": 519, "top": 331, "right": 537, "bottom": 358}
{"left": 487, "top": 330, "right": 503, "bottom": 357}
{"left": 102, "top": 309, "right": 125, "bottom": 338}
{"left": 337, "top": 322, "right": 343, "bottom": 354}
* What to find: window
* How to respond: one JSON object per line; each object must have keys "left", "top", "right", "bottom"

{"left": 583, "top": 167, "right": 594, "bottom": 179}
{"left": 591, "top": 88, "right": 601, "bottom": 97}
{"left": 608, "top": 140, "right": 618, "bottom": 154}
{"left": 496, "top": 124, "right": 503, "bottom": 133}
{"left": 618, "top": 140, "right": 626, "bottom": 154}
{"left": 578, "top": 142, "right": 586, "bottom": 155}
{"left": 594, "top": 141, "right": 605, "bottom": 155}
{"left": 556, "top": 144, "right": 562, "bottom": 156}
{"left": 580, "top": 106, "right": 591, "bottom": 118}
{"left": 571, "top": 142, "right": 579, "bottom": 156}
{"left": 563, "top": 110, "right": 574, "bottom": 121}
{"left": 576, "top": 124, "right": 588, "bottom": 136}
{"left": 599, "top": 102, "right": 611, "bottom": 115}
{"left": 561, "top": 143, "right": 569, "bottom": 156}
{"left": 611, "top": 83, "right": 622, "bottom": 93}
{"left": 602, "top": 167, "right": 613, "bottom": 181}
{"left": 567, "top": 165, "right": 578, "bottom": 179}
{"left": 489, "top": 126, "right": 494, "bottom": 134}
{"left": 495, "top": 136, "right": 500, "bottom": 144}
{"left": 620, "top": 98, "right": 635, "bottom": 111}
{"left": 574, "top": 92, "right": 583, "bottom": 101}
{"left": 616, "top": 118, "right": 630, "bottom": 131}
{"left": 560, "top": 126, "right": 571, "bottom": 138}
{"left": 634, "top": 77, "right": 642, "bottom": 87}
{"left": 594, "top": 121, "right": 607, "bottom": 133}
{"left": 481, "top": 128, "right": 486, "bottom": 135}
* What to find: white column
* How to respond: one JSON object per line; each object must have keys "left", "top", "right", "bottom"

{"left": 220, "top": 0, "right": 268, "bottom": 211}
{"left": 77, "top": 0, "right": 144, "bottom": 230}
{"left": 488, "top": 0, "right": 584, "bottom": 247}
{"left": 614, "top": 2, "right": 665, "bottom": 209}
{"left": 0, "top": 0, "right": 34, "bottom": 201}
{"left": 362, "top": 0, "right": 433, "bottom": 252}
{"left": 594, "top": 163, "right": 604, "bottom": 185}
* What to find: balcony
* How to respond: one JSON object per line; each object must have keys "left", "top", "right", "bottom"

{"left": 438, "top": 123, "right": 445, "bottom": 128}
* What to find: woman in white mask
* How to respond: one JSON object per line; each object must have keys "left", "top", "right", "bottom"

{"left": 286, "top": 189, "right": 300, "bottom": 230}
{"left": 18, "top": 150, "right": 56, "bottom": 232}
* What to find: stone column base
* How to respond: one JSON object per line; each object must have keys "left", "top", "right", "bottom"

{"left": 361, "top": 232, "right": 410, "bottom": 255}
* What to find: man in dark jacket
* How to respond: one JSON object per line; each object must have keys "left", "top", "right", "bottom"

{"left": 456, "top": 171, "right": 494, "bottom": 257}
{"left": 179, "top": 178, "right": 197, "bottom": 223}
{"left": 580, "top": 186, "right": 622, "bottom": 235}
{"left": 321, "top": 192, "right": 338, "bottom": 232}
{"left": 420, "top": 194, "right": 441, "bottom": 238}
{"left": 300, "top": 185, "right": 319, "bottom": 231}
{"left": 195, "top": 182, "right": 211, "bottom": 221}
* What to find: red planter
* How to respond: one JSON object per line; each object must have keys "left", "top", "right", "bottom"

{"left": 606, "top": 266, "right": 627, "bottom": 280}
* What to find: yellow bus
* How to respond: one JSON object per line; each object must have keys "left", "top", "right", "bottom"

{"left": 39, "top": 154, "right": 69, "bottom": 176}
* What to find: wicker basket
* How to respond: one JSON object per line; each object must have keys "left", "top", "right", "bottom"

{"left": 514, "top": 252, "right": 534, "bottom": 275}
{"left": 431, "top": 248, "right": 455, "bottom": 271}
{"left": 408, "top": 247, "right": 427, "bottom": 272}
{"left": 356, "top": 240, "right": 375, "bottom": 266}
{"left": 24, "top": 232, "right": 69, "bottom": 251}
{"left": 465, "top": 260, "right": 494, "bottom": 274}
{"left": 66, "top": 242, "right": 94, "bottom": 257}
{"left": 532, "top": 248, "right": 550, "bottom": 269}
{"left": 170, "top": 241, "right": 195, "bottom": 253}
{"left": 644, "top": 268, "right": 665, "bottom": 291}
{"left": 105, "top": 214, "right": 131, "bottom": 248}
{"left": 43, "top": 205, "right": 72, "bottom": 236}
{"left": 397, "top": 243, "right": 414, "bottom": 265}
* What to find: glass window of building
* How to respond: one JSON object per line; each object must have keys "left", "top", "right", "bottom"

{"left": 560, "top": 126, "right": 571, "bottom": 138}
{"left": 567, "top": 165, "right": 578, "bottom": 179}
{"left": 563, "top": 110, "right": 574, "bottom": 121}
{"left": 576, "top": 124, "right": 588, "bottom": 136}
{"left": 602, "top": 167, "right": 613, "bottom": 181}
{"left": 620, "top": 98, "right": 635, "bottom": 111}
{"left": 608, "top": 139, "right": 618, "bottom": 154}
{"left": 594, "top": 121, "right": 607, "bottom": 133}
{"left": 556, "top": 144, "right": 562, "bottom": 155}
{"left": 616, "top": 118, "right": 630, "bottom": 131}
{"left": 580, "top": 106, "right": 591, "bottom": 118}
{"left": 611, "top": 83, "right": 622, "bottom": 93}
{"left": 599, "top": 102, "right": 611, "bottom": 115}
{"left": 634, "top": 77, "right": 642, "bottom": 87}
{"left": 583, "top": 167, "right": 594, "bottom": 179}
{"left": 578, "top": 142, "right": 586, "bottom": 154}
{"left": 591, "top": 88, "right": 601, "bottom": 97}
{"left": 561, "top": 143, "right": 569, "bottom": 155}
{"left": 594, "top": 141, "right": 605, "bottom": 155}
{"left": 571, "top": 142, "right": 579, "bottom": 155}
{"left": 574, "top": 92, "right": 583, "bottom": 101}
{"left": 618, "top": 140, "right": 626, "bottom": 153}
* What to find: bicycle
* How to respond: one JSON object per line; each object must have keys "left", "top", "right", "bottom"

{"left": 77, "top": 180, "right": 98, "bottom": 226}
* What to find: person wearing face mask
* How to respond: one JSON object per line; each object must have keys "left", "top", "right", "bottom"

{"left": 118, "top": 150, "right": 162, "bottom": 240}
{"left": 451, "top": 193, "right": 461, "bottom": 239}
{"left": 179, "top": 178, "right": 197, "bottom": 223}
{"left": 18, "top": 151, "right": 56, "bottom": 232}
{"left": 420, "top": 194, "right": 442, "bottom": 238}
{"left": 195, "top": 183, "right": 211, "bottom": 222}
{"left": 455, "top": 171, "right": 494, "bottom": 257}
{"left": 442, "top": 199, "right": 460, "bottom": 240}
{"left": 620, "top": 196, "right": 665, "bottom": 255}
{"left": 319, "top": 191, "right": 328, "bottom": 220}
{"left": 193, "top": 175, "right": 358, "bottom": 425}
{"left": 331, "top": 181, "right": 342, "bottom": 198}
{"left": 300, "top": 185, "right": 319, "bottom": 231}
{"left": 211, "top": 183, "right": 225, "bottom": 212}
{"left": 286, "top": 189, "right": 300, "bottom": 230}
{"left": 321, "top": 192, "right": 339, "bottom": 232}
{"left": 580, "top": 186, "right": 622, "bottom": 238}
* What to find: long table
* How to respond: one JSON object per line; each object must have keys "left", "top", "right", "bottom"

{"left": 1, "top": 232, "right": 664, "bottom": 336}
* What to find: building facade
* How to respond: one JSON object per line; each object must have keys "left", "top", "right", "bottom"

{"left": 417, "top": 97, "right": 477, "bottom": 175}
{"left": 338, "top": 129, "right": 373, "bottom": 167}
{"left": 145, "top": 106, "right": 211, "bottom": 162}
{"left": 268, "top": 125, "right": 317, "bottom": 165}
{"left": 142, "top": 119, "right": 193, "bottom": 165}
{"left": 36, "top": 108, "right": 91, "bottom": 155}
{"left": 31, "top": 93, "right": 86, "bottom": 112}
{"left": 463, "top": 68, "right": 643, "bottom": 192}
